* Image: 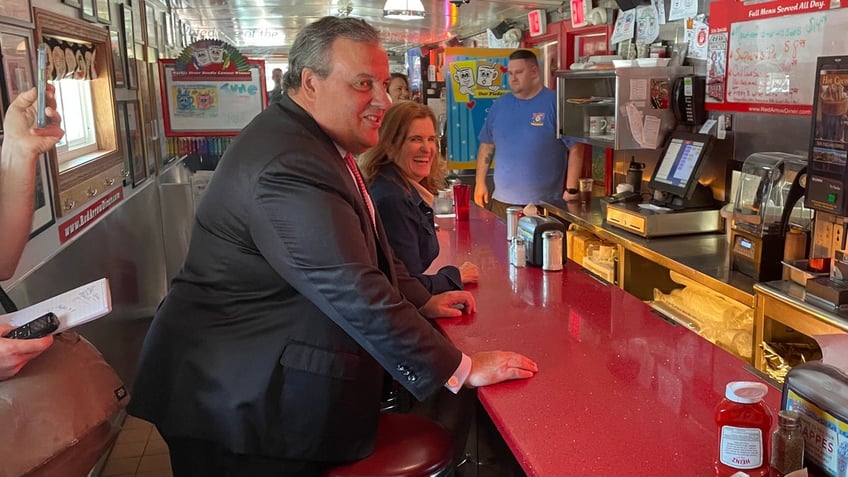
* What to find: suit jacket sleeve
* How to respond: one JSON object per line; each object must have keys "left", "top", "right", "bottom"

{"left": 375, "top": 191, "right": 462, "bottom": 295}
{"left": 245, "top": 151, "right": 460, "bottom": 400}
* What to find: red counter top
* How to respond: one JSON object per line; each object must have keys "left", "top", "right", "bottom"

{"left": 430, "top": 206, "right": 781, "bottom": 477}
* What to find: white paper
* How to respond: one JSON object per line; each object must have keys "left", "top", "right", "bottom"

{"left": 699, "top": 119, "right": 717, "bottom": 134}
{"left": 642, "top": 115, "right": 662, "bottom": 149}
{"left": 653, "top": 0, "right": 666, "bottom": 24}
{"left": 636, "top": 5, "right": 660, "bottom": 44}
{"left": 668, "top": 0, "right": 697, "bottom": 22}
{"left": 638, "top": 203, "right": 672, "bottom": 212}
{"left": 687, "top": 16, "right": 709, "bottom": 60}
{"left": 625, "top": 102, "right": 645, "bottom": 146}
{"left": 630, "top": 78, "right": 648, "bottom": 102}
{"left": 0, "top": 278, "right": 112, "bottom": 334}
{"left": 814, "top": 334, "right": 848, "bottom": 372}
{"left": 611, "top": 9, "right": 636, "bottom": 45}
{"left": 191, "top": 170, "right": 215, "bottom": 209}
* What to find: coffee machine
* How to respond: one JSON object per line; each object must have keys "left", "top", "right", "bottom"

{"left": 730, "top": 153, "right": 812, "bottom": 281}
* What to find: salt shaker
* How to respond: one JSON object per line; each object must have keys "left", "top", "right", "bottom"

{"left": 511, "top": 237, "right": 526, "bottom": 268}
{"left": 542, "top": 231, "right": 563, "bottom": 271}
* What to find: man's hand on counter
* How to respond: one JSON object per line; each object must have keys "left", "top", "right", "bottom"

{"left": 465, "top": 351, "right": 539, "bottom": 388}
{"left": 420, "top": 290, "right": 476, "bottom": 318}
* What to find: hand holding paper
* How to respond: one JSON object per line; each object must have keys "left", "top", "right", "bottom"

{"left": 0, "top": 278, "right": 112, "bottom": 334}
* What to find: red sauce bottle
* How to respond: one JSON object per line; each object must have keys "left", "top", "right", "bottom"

{"left": 714, "top": 381, "right": 774, "bottom": 477}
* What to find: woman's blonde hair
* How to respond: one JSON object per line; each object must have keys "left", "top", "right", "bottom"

{"left": 360, "top": 101, "right": 446, "bottom": 193}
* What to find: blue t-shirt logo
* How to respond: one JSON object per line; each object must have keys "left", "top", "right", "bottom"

{"left": 531, "top": 112, "right": 545, "bottom": 126}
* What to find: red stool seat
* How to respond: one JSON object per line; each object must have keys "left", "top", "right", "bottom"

{"left": 325, "top": 413, "right": 453, "bottom": 477}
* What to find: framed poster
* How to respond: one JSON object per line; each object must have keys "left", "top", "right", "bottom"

{"left": 121, "top": 4, "right": 134, "bottom": 59}
{"left": 116, "top": 101, "right": 131, "bottom": 185}
{"left": 0, "top": 24, "right": 35, "bottom": 106}
{"left": 110, "top": 29, "right": 126, "bottom": 87}
{"left": 163, "top": 12, "right": 173, "bottom": 48}
{"left": 160, "top": 58, "right": 266, "bottom": 136}
{"left": 123, "top": 100, "right": 147, "bottom": 187}
{"left": 61, "top": 0, "right": 82, "bottom": 9}
{"left": 80, "top": 0, "right": 97, "bottom": 22}
{"left": 145, "top": 5, "right": 157, "bottom": 46}
{"left": 95, "top": 0, "right": 110, "bottom": 24}
{"left": 30, "top": 154, "right": 55, "bottom": 237}
{"left": 0, "top": 0, "right": 33, "bottom": 27}
{"left": 127, "top": 58, "right": 138, "bottom": 90}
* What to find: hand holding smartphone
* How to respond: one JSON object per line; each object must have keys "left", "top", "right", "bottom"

{"left": 36, "top": 43, "right": 48, "bottom": 128}
{"left": 3, "top": 312, "right": 59, "bottom": 339}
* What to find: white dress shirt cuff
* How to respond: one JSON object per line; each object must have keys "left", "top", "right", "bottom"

{"left": 445, "top": 353, "right": 472, "bottom": 393}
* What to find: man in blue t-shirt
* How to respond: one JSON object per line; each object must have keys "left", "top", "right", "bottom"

{"left": 474, "top": 49, "right": 584, "bottom": 219}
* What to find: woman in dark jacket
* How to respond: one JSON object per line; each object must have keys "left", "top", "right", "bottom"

{"left": 361, "top": 101, "right": 478, "bottom": 293}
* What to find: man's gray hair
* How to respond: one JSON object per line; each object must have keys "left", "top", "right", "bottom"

{"left": 283, "top": 16, "right": 381, "bottom": 92}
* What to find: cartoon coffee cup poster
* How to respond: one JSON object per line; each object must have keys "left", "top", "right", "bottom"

{"left": 449, "top": 60, "right": 508, "bottom": 101}
{"left": 446, "top": 47, "right": 534, "bottom": 169}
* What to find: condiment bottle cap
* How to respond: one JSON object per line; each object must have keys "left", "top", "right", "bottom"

{"left": 778, "top": 409, "right": 801, "bottom": 427}
{"left": 725, "top": 381, "right": 768, "bottom": 403}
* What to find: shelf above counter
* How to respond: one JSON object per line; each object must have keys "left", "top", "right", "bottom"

{"left": 562, "top": 134, "right": 615, "bottom": 148}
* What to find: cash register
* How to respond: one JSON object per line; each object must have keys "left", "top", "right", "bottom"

{"left": 604, "top": 131, "right": 722, "bottom": 237}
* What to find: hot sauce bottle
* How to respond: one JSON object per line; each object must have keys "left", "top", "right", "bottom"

{"left": 714, "top": 381, "right": 774, "bottom": 477}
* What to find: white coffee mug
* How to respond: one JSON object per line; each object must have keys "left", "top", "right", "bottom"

{"left": 589, "top": 116, "right": 608, "bottom": 135}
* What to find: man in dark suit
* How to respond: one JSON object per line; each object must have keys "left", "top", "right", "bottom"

{"left": 128, "top": 16, "right": 538, "bottom": 477}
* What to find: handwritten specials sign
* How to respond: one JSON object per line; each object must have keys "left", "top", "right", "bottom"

{"left": 708, "top": 0, "right": 848, "bottom": 115}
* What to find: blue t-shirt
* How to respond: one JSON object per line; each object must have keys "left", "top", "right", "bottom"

{"left": 478, "top": 88, "right": 573, "bottom": 205}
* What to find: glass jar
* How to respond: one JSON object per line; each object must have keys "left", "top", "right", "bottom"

{"left": 511, "top": 237, "right": 526, "bottom": 268}
{"left": 770, "top": 410, "right": 804, "bottom": 477}
{"left": 714, "top": 381, "right": 774, "bottom": 477}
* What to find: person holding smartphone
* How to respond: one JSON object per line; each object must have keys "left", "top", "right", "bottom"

{"left": 0, "top": 84, "right": 64, "bottom": 379}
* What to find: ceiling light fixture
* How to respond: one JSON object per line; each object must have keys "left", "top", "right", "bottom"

{"left": 383, "top": 0, "right": 426, "bottom": 20}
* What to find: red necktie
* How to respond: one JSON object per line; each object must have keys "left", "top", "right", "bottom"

{"left": 343, "top": 152, "right": 377, "bottom": 231}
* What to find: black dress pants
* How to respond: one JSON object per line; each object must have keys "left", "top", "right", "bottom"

{"left": 162, "top": 435, "right": 329, "bottom": 477}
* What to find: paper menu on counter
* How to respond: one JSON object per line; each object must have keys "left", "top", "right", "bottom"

{"left": 0, "top": 278, "right": 112, "bottom": 333}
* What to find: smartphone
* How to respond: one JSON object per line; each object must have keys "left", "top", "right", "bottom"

{"left": 36, "top": 43, "right": 48, "bottom": 128}
{"left": 3, "top": 312, "right": 59, "bottom": 339}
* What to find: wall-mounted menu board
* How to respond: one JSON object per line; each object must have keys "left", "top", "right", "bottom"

{"left": 708, "top": 0, "right": 848, "bottom": 115}
{"left": 159, "top": 58, "right": 266, "bottom": 136}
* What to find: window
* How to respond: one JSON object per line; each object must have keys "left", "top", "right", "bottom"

{"left": 35, "top": 8, "right": 122, "bottom": 216}
{"left": 53, "top": 79, "right": 98, "bottom": 167}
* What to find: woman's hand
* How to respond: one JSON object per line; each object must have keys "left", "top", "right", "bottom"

{"left": 0, "top": 324, "right": 53, "bottom": 380}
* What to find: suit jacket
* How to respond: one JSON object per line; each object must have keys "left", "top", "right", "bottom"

{"left": 369, "top": 165, "right": 461, "bottom": 294}
{"left": 128, "top": 95, "right": 462, "bottom": 462}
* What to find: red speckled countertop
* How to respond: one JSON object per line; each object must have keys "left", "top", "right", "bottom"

{"left": 430, "top": 206, "right": 781, "bottom": 477}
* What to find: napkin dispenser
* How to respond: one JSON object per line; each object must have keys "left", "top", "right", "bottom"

{"left": 516, "top": 216, "right": 567, "bottom": 266}
{"left": 781, "top": 361, "right": 848, "bottom": 477}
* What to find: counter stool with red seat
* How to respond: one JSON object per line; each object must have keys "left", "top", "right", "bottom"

{"left": 324, "top": 412, "right": 454, "bottom": 477}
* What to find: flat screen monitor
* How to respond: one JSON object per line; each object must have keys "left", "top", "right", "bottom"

{"left": 648, "top": 131, "right": 714, "bottom": 201}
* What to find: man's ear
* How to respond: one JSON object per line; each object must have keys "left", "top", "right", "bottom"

{"left": 300, "top": 67, "right": 318, "bottom": 101}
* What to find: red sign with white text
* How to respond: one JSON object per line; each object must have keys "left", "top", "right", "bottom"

{"left": 528, "top": 9, "right": 548, "bottom": 36}
{"left": 58, "top": 188, "right": 123, "bottom": 244}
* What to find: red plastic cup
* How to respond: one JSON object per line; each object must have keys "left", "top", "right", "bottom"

{"left": 453, "top": 184, "right": 470, "bottom": 221}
